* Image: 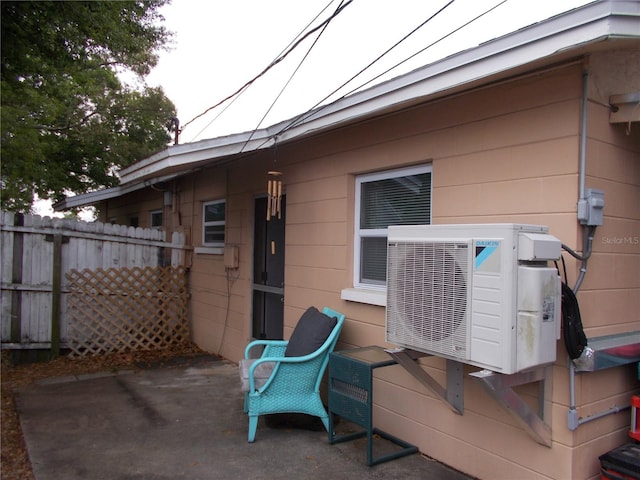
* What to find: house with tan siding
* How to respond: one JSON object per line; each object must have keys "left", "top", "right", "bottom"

{"left": 56, "top": 1, "right": 639, "bottom": 478}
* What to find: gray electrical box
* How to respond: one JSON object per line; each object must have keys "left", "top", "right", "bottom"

{"left": 224, "top": 245, "right": 239, "bottom": 269}
{"left": 577, "top": 189, "right": 605, "bottom": 226}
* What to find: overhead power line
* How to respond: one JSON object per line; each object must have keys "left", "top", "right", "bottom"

{"left": 356, "top": 0, "right": 509, "bottom": 95}
{"left": 237, "top": 0, "right": 349, "bottom": 153}
{"left": 273, "top": 0, "right": 510, "bottom": 140}
{"left": 268, "top": 0, "right": 459, "bottom": 140}
{"left": 182, "top": 0, "right": 353, "bottom": 138}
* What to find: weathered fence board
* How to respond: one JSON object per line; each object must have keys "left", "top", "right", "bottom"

{"left": 0, "top": 211, "right": 187, "bottom": 355}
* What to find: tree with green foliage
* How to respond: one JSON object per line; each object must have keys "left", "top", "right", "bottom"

{"left": 1, "top": 0, "right": 177, "bottom": 213}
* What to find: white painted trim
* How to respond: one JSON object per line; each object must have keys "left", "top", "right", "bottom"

{"left": 53, "top": 171, "right": 188, "bottom": 211}
{"left": 340, "top": 288, "right": 386, "bottom": 307}
{"left": 194, "top": 246, "right": 224, "bottom": 255}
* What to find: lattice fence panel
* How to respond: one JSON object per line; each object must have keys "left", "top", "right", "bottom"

{"left": 65, "top": 266, "right": 189, "bottom": 357}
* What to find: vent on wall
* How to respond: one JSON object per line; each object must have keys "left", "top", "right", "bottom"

{"left": 387, "top": 240, "right": 470, "bottom": 360}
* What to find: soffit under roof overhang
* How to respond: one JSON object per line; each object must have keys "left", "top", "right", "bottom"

{"left": 54, "top": 0, "right": 640, "bottom": 211}
{"left": 52, "top": 171, "right": 190, "bottom": 211}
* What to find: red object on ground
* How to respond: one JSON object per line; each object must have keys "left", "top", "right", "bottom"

{"left": 631, "top": 395, "right": 640, "bottom": 442}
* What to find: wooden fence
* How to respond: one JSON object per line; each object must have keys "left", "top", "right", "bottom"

{"left": 1, "top": 211, "right": 188, "bottom": 357}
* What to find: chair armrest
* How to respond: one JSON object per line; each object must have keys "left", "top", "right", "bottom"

{"left": 247, "top": 352, "right": 320, "bottom": 392}
{"left": 247, "top": 355, "right": 282, "bottom": 392}
{"left": 244, "top": 339, "right": 288, "bottom": 359}
{"left": 251, "top": 347, "right": 327, "bottom": 366}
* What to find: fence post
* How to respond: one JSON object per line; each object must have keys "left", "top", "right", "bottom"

{"left": 49, "top": 233, "right": 65, "bottom": 358}
{"left": 10, "top": 213, "right": 24, "bottom": 344}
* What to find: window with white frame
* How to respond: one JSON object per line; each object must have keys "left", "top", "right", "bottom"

{"left": 150, "top": 210, "right": 163, "bottom": 229}
{"left": 354, "top": 165, "right": 431, "bottom": 289}
{"left": 202, "top": 200, "right": 226, "bottom": 246}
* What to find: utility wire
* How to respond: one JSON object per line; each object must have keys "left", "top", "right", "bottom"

{"left": 271, "top": 0, "right": 508, "bottom": 142}
{"left": 189, "top": 0, "right": 340, "bottom": 142}
{"left": 355, "top": 0, "right": 509, "bottom": 95}
{"left": 182, "top": 0, "right": 352, "bottom": 138}
{"left": 188, "top": 85, "right": 248, "bottom": 143}
{"left": 238, "top": 0, "right": 348, "bottom": 153}
{"left": 266, "top": 0, "right": 456, "bottom": 140}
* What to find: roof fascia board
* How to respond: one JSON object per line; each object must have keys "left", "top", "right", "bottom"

{"left": 118, "top": 130, "right": 273, "bottom": 184}
{"left": 119, "top": 0, "right": 639, "bottom": 185}
{"left": 53, "top": 172, "right": 187, "bottom": 211}
{"left": 276, "top": 1, "right": 639, "bottom": 142}
{"left": 54, "top": 184, "right": 135, "bottom": 211}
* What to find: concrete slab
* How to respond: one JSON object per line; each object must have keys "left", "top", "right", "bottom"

{"left": 16, "top": 357, "right": 474, "bottom": 480}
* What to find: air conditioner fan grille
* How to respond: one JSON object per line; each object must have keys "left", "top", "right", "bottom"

{"left": 386, "top": 241, "right": 469, "bottom": 359}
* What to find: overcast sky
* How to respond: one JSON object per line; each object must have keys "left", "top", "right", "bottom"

{"left": 146, "top": 0, "right": 593, "bottom": 143}
{"left": 38, "top": 0, "right": 594, "bottom": 218}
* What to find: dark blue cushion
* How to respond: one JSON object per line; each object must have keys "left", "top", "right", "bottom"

{"left": 285, "top": 307, "right": 337, "bottom": 357}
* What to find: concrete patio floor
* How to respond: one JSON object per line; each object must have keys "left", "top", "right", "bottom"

{"left": 15, "top": 355, "right": 475, "bottom": 480}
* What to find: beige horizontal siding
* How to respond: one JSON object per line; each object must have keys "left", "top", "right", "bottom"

{"left": 178, "top": 61, "right": 640, "bottom": 480}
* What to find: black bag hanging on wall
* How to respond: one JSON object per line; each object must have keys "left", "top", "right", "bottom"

{"left": 561, "top": 282, "right": 588, "bottom": 360}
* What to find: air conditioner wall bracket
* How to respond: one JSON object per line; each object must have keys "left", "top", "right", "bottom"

{"left": 385, "top": 348, "right": 464, "bottom": 415}
{"left": 470, "top": 367, "right": 553, "bottom": 447}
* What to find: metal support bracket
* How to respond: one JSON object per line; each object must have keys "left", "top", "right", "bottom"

{"left": 385, "top": 348, "right": 464, "bottom": 415}
{"left": 470, "top": 367, "right": 553, "bottom": 447}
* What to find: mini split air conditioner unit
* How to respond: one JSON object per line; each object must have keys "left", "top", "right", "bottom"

{"left": 386, "top": 224, "right": 562, "bottom": 375}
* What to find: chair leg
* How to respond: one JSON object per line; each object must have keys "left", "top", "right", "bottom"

{"left": 320, "top": 414, "right": 330, "bottom": 433}
{"left": 243, "top": 393, "right": 248, "bottom": 413}
{"left": 248, "top": 415, "right": 258, "bottom": 443}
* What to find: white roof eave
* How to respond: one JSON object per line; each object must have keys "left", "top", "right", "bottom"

{"left": 118, "top": 130, "right": 274, "bottom": 184}
{"left": 274, "top": 1, "right": 640, "bottom": 143}
{"left": 77, "top": 0, "right": 640, "bottom": 194}
{"left": 52, "top": 171, "right": 188, "bottom": 211}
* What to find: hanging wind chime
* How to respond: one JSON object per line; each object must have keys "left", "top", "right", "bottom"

{"left": 266, "top": 170, "right": 283, "bottom": 221}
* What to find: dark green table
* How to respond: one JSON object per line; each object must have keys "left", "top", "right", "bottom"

{"left": 328, "top": 346, "right": 418, "bottom": 466}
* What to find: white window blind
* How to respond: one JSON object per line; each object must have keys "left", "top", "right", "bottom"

{"left": 355, "top": 165, "right": 431, "bottom": 287}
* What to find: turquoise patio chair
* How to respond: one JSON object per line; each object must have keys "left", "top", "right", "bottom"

{"left": 240, "top": 306, "right": 345, "bottom": 442}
